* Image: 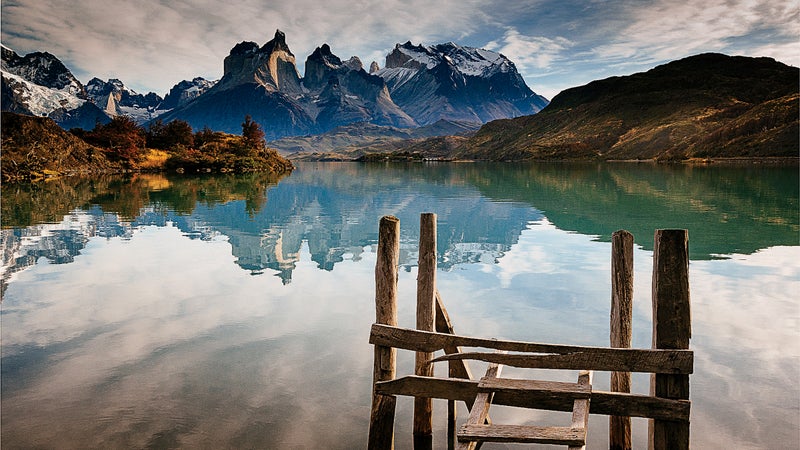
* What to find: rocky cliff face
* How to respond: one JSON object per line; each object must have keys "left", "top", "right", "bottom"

{"left": 157, "top": 30, "right": 314, "bottom": 137}
{"left": 1, "top": 46, "right": 167, "bottom": 129}
{"left": 217, "top": 30, "right": 304, "bottom": 95}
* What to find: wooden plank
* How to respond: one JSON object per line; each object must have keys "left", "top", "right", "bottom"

{"left": 457, "top": 363, "right": 503, "bottom": 450}
{"left": 368, "top": 215, "right": 401, "bottom": 450}
{"left": 436, "top": 290, "right": 473, "bottom": 381}
{"left": 375, "top": 376, "right": 690, "bottom": 422}
{"left": 458, "top": 425, "right": 585, "bottom": 446}
{"left": 649, "top": 229, "right": 691, "bottom": 450}
{"left": 435, "top": 289, "right": 471, "bottom": 450}
{"left": 428, "top": 349, "right": 692, "bottom": 375}
{"left": 370, "top": 324, "right": 693, "bottom": 374}
{"left": 415, "top": 213, "right": 437, "bottom": 446}
{"left": 568, "top": 371, "right": 593, "bottom": 450}
{"left": 477, "top": 376, "right": 592, "bottom": 399}
{"left": 611, "top": 230, "right": 634, "bottom": 450}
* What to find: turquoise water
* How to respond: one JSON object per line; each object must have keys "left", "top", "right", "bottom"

{"left": 2, "top": 162, "right": 798, "bottom": 448}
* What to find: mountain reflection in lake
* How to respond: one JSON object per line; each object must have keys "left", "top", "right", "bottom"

{"left": 1, "top": 162, "right": 798, "bottom": 449}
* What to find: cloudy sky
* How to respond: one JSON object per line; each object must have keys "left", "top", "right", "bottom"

{"left": 2, "top": 0, "right": 798, "bottom": 100}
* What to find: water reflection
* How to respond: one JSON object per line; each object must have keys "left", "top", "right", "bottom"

{"left": 1, "top": 162, "right": 798, "bottom": 448}
{"left": 2, "top": 162, "right": 798, "bottom": 290}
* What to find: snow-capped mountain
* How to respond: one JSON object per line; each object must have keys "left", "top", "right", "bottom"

{"left": 3, "top": 33, "right": 550, "bottom": 138}
{"left": 302, "top": 43, "right": 416, "bottom": 130}
{"left": 375, "top": 41, "right": 549, "bottom": 125}
{"left": 159, "top": 30, "right": 547, "bottom": 139}
{"left": 158, "top": 30, "right": 415, "bottom": 137}
{"left": 161, "top": 77, "right": 216, "bottom": 110}
{"left": 1, "top": 46, "right": 109, "bottom": 129}
{"left": 85, "top": 77, "right": 166, "bottom": 123}
{"left": 1, "top": 45, "right": 84, "bottom": 96}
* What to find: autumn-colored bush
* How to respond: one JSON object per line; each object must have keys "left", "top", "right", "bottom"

{"left": 147, "top": 119, "right": 194, "bottom": 150}
{"left": 81, "top": 115, "right": 146, "bottom": 164}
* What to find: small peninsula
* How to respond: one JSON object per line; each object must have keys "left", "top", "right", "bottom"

{"left": 1, "top": 112, "right": 293, "bottom": 182}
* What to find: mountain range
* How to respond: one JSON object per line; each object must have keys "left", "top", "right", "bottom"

{"left": 1, "top": 30, "right": 546, "bottom": 140}
{"left": 2, "top": 33, "right": 796, "bottom": 165}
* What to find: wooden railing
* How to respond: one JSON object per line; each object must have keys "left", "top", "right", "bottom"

{"left": 367, "top": 214, "right": 692, "bottom": 450}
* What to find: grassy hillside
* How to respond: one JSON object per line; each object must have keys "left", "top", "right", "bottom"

{"left": 454, "top": 53, "right": 799, "bottom": 161}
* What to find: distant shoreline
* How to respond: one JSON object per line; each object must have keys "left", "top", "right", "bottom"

{"left": 604, "top": 156, "right": 800, "bottom": 165}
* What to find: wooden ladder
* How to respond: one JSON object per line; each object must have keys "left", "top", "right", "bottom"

{"left": 457, "top": 365, "right": 594, "bottom": 450}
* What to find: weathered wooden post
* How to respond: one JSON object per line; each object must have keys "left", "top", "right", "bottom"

{"left": 610, "top": 230, "right": 634, "bottom": 450}
{"left": 649, "top": 229, "right": 691, "bottom": 450}
{"left": 368, "top": 215, "right": 401, "bottom": 449}
{"left": 414, "top": 213, "right": 437, "bottom": 449}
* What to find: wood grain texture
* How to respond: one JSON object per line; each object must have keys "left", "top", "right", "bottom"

{"left": 610, "top": 230, "right": 634, "bottom": 450}
{"left": 457, "top": 363, "right": 503, "bottom": 450}
{"left": 370, "top": 324, "right": 693, "bottom": 374}
{"left": 568, "top": 371, "right": 593, "bottom": 450}
{"left": 458, "top": 425, "right": 585, "bottom": 446}
{"left": 368, "top": 216, "right": 400, "bottom": 450}
{"left": 414, "top": 213, "right": 437, "bottom": 441}
{"left": 649, "top": 229, "right": 691, "bottom": 450}
{"left": 375, "top": 376, "right": 690, "bottom": 421}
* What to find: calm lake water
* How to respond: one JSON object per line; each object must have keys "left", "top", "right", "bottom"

{"left": 2, "top": 162, "right": 798, "bottom": 449}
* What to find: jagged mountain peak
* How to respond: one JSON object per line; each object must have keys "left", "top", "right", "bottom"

{"left": 161, "top": 77, "right": 216, "bottom": 110}
{"left": 219, "top": 29, "right": 301, "bottom": 93}
{"left": 343, "top": 56, "right": 363, "bottom": 71}
{"left": 377, "top": 39, "right": 548, "bottom": 125}
{"left": 386, "top": 40, "right": 510, "bottom": 77}
{"left": 140, "top": 32, "right": 544, "bottom": 137}
{"left": 1, "top": 47, "right": 110, "bottom": 129}
{"left": 86, "top": 77, "right": 129, "bottom": 94}
{"left": 2, "top": 46, "right": 84, "bottom": 96}
{"left": 308, "top": 44, "right": 342, "bottom": 68}
{"left": 83, "top": 77, "right": 163, "bottom": 123}
{"left": 260, "top": 29, "right": 293, "bottom": 57}
{"left": 230, "top": 41, "right": 259, "bottom": 56}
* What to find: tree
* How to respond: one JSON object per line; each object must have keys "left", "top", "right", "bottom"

{"left": 241, "top": 115, "right": 265, "bottom": 151}
{"left": 147, "top": 119, "right": 194, "bottom": 149}
{"left": 163, "top": 120, "right": 194, "bottom": 148}
{"left": 146, "top": 119, "right": 166, "bottom": 148}
{"left": 84, "top": 115, "right": 146, "bottom": 163}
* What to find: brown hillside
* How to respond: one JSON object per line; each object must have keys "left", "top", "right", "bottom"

{"left": 454, "top": 53, "right": 799, "bottom": 161}
{"left": 2, "top": 112, "right": 121, "bottom": 181}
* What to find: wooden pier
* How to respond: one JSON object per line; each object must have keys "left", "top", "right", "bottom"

{"left": 367, "top": 214, "right": 692, "bottom": 449}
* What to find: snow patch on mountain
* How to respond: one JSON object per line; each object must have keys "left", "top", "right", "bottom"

{"left": 385, "top": 42, "right": 511, "bottom": 78}
{"left": 1, "top": 70, "right": 86, "bottom": 116}
{"left": 85, "top": 77, "right": 165, "bottom": 124}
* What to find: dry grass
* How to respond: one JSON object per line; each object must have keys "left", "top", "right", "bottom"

{"left": 137, "top": 149, "right": 170, "bottom": 169}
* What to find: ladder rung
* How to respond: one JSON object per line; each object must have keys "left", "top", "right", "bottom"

{"left": 458, "top": 424, "right": 586, "bottom": 445}
{"left": 478, "top": 376, "right": 591, "bottom": 398}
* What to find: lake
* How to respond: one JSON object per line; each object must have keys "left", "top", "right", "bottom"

{"left": 2, "top": 162, "right": 798, "bottom": 449}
